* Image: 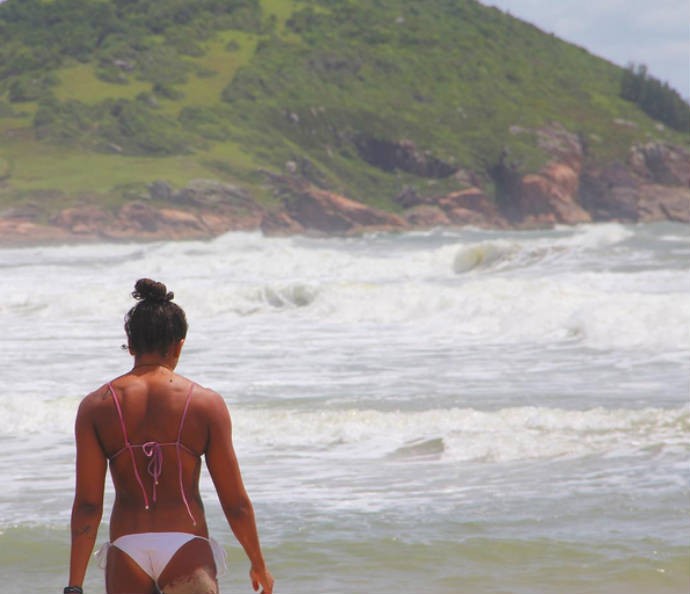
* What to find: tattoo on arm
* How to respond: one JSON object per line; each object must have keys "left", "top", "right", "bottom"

{"left": 74, "top": 524, "right": 92, "bottom": 537}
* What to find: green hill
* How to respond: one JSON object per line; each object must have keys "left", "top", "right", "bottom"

{"left": 0, "top": 0, "right": 688, "bottom": 219}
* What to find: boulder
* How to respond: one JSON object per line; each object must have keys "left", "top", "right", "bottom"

{"left": 437, "top": 187, "right": 503, "bottom": 222}
{"left": 158, "top": 208, "right": 208, "bottom": 231}
{"left": 0, "top": 218, "right": 71, "bottom": 245}
{"left": 355, "top": 137, "right": 458, "bottom": 178}
{"left": 148, "top": 180, "right": 173, "bottom": 201}
{"left": 515, "top": 161, "right": 591, "bottom": 226}
{"left": 394, "top": 185, "right": 425, "bottom": 208}
{"left": 51, "top": 206, "right": 112, "bottom": 235}
{"left": 445, "top": 206, "right": 501, "bottom": 227}
{"left": 580, "top": 144, "right": 690, "bottom": 223}
{"left": 403, "top": 205, "right": 451, "bottom": 227}
{"left": 172, "top": 179, "right": 255, "bottom": 207}
{"left": 106, "top": 202, "right": 211, "bottom": 240}
{"left": 1, "top": 203, "right": 42, "bottom": 222}
{"left": 628, "top": 142, "right": 690, "bottom": 186}
{"left": 579, "top": 162, "right": 640, "bottom": 221}
{"left": 285, "top": 184, "right": 407, "bottom": 233}
{"left": 260, "top": 211, "right": 305, "bottom": 236}
{"left": 117, "top": 202, "right": 163, "bottom": 233}
{"left": 536, "top": 122, "right": 584, "bottom": 171}
{"left": 637, "top": 185, "right": 690, "bottom": 223}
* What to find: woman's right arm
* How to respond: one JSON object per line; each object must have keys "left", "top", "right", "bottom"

{"left": 68, "top": 393, "right": 107, "bottom": 589}
{"left": 205, "top": 392, "right": 274, "bottom": 594}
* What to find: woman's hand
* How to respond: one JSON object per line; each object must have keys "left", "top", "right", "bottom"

{"left": 250, "top": 564, "right": 274, "bottom": 594}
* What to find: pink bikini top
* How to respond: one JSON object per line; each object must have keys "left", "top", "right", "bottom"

{"left": 108, "top": 382, "right": 198, "bottom": 526}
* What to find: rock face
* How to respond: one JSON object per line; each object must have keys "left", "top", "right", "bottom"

{"left": 637, "top": 184, "right": 690, "bottom": 222}
{"left": 579, "top": 162, "right": 640, "bottom": 221}
{"left": 51, "top": 205, "right": 110, "bottom": 233}
{"left": 629, "top": 142, "right": 690, "bottom": 186}
{"left": 46, "top": 202, "right": 217, "bottom": 242}
{"left": 516, "top": 162, "right": 591, "bottom": 227}
{"left": 265, "top": 175, "right": 406, "bottom": 234}
{"left": 579, "top": 142, "right": 690, "bottom": 224}
{"left": 489, "top": 128, "right": 690, "bottom": 227}
{"left": 492, "top": 123, "right": 592, "bottom": 227}
{"left": 427, "top": 187, "right": 508, "bottom": 228}
{"left": 0, "top": 180, "right": 268, "bottom": 245}
{"left": 287, "top": 186, "right": 406, "bottom": 233}
{"left": 0, "top": 215, "right": 71, "bottom": 244}
{"left": 354, "top": 137, "right": 458, "bottom": 178}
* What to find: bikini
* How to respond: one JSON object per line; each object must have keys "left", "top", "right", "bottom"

{"left": 96, "top": 382, "right": 226, "bottom": 587}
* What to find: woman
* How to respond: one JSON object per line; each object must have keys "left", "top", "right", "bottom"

{"left": 66, "top": 278, "right": 274, "bottom": 594}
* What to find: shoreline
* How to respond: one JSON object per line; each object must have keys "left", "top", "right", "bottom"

{"left": 1, "top": 202, "right": 688, "bottom": 249}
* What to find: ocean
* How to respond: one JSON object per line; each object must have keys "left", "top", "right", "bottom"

{"left": 0, "top": 222, "right": 688, "bottom": 594}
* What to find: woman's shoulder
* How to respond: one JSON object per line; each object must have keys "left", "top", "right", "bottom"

{"left": 76, "top": 383, "right": 114, "bottom": 422}
{"left": 188, "top": 381, "right": 226, "bottom": 410}
{"left": 83, "top": 382, "right": 112, "bottom": 403}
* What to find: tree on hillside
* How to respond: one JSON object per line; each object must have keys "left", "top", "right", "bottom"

{"left": 620, "top": 63, "right": 690, "bottom": 133}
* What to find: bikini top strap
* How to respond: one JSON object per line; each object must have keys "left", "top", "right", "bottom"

{"left": 177, "top": 381, "right": 195, "bottom": 442}
{"left": 176, "top": 381, "right": 197, "bottom": 526}
{"left": 108, "top": 382, "right": 130, "bottom": 446}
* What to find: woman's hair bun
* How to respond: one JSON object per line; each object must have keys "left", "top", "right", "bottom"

{"left": 132, "top": 278, "right": 174, "bottom": 303}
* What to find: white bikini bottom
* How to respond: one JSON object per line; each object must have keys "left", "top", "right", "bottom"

{"left": 96, "top": 531, "right": 227, "bottom": 588}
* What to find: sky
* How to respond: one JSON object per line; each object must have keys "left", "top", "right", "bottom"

{"left": 480, "top": 0, "right": 690, "bottom": 98}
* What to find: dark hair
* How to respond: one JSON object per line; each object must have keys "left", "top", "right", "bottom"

{"left": 125, "top": 278, "right": 188, "bottom": 355}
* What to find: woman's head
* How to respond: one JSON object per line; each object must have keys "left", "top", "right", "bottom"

{"left": 125, "top": 278, "right": 188, "bottom": 356}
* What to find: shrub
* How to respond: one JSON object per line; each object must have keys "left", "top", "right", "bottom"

{"left": 179, "top": 106, "right": 230, "bottom": 140}
{"left": 100, "top": 99, "right": 193, "bottom": 154}
{"left": 137, "top": 45, "right": 189, "bottom": 86}
{"left": 8, "top": 73, "right": 58, "bottom": 102}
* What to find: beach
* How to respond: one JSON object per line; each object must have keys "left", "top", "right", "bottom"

{"left": 1, "top": 222, "right": 688, "bottom": 593}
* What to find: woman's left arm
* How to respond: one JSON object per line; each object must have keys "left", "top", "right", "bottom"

{"left": 68, "top": 393, "right": 107, "bottom": 588}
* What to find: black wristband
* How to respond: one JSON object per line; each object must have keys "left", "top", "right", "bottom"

{"left": 64, "top": 587, "right": 83, "bottom": 594}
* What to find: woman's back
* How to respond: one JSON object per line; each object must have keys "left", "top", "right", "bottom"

{"left": 92, "top": 369, "right": 212, "bottom": 538}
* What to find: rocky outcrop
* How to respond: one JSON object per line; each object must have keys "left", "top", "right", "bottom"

{"left": 393, "top": 183, "right": 507, "bottom": 228}
{"left": 270, "top": 175, "right": 407, "bottom": 234}
{"left": 628, "top": 142, "right": 690, "bottom": 186}
{"left": 579, "top": 142, "right": 690, "bottom": 224}
{"left": 637, "top": 184, "right": 690, "bottom": 222}
{"left": 488, "top": 128, "right": 690, "bottom": 227}
{"left": 260, "top": 210, "right": 305, "bottom": 235}
{"left": 403, "top": 205, "right": 451, "bottom": 227}
{"left": 51, "top": 205, "right": 112, "bottom": 235}
{"left": 515, "top": 161, "right": 591, "bottom": 227}
{"left": 46, "top": 202, "right": 215, "bottom": 242}
{"left": 354, "top": 137, "right": 458, "bottom": 178}
{"left": 400, "top": 187, "right": 507, "bottom": 228}
{"left": 579, "top": 162, "right": 640, "bottom": 221}
{"left": 438, "top": 187, "right": 507, "bottom": 227}
{"left": 0, "top": 216, "right": 72, "bottom": 244}
{"left": 492, "top": 123, "right": 592, "bottom": 227}
{"left": 0, "top": 179, "right": 269, "bottom": 245}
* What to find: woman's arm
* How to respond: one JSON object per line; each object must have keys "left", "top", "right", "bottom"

{"left": 205, "top": 392, "right": 274, "bottom": 594}
{"left": 68, "top": 394, "right": 107, "bottom": 588}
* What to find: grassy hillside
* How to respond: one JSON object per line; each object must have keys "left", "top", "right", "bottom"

{"left": 0, "top": 0, "right": 687, "bottom": 217}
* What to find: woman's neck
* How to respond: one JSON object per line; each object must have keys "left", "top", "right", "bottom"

{"left": 132, "top": 362, "right": 173, "bottom": 371}
{"left": 131, "top": 355, "right": 177, "bottom": 372}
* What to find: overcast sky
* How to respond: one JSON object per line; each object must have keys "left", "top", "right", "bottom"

{"left": 480, "top": 0, "right": 690, "bottom": 98}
